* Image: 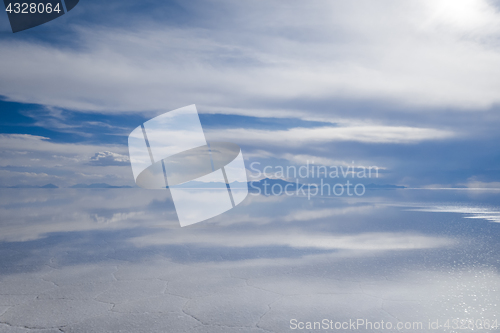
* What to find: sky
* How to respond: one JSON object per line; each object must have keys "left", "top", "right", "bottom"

{"left": 0, "top": 0, "right": 500, "bottom": 188}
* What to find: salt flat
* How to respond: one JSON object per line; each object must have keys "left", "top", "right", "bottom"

{"left": 0, "top": 189, "right": 499, "bottom": 332}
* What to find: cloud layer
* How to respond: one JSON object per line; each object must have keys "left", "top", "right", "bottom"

{"left": 1, "top": 0, "right": 500, "bottom": 187}
{"left": 0, "top": 0, "right": 499, "bottom": 114}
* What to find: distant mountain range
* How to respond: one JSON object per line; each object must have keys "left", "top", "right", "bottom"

{"left": 167, "top": 181, "right": 231, "bottom": 189}
{"left": 365, "top": 183, "right": 406, "bottom": 189}
{"left": 248, "top": 178, "right": 299, "bottom": 192}
{"left": 167, "top": 180, "right": 248, "bottom": 189}
{"left": 248, "top": 178, "right": 406, "bottom": 191}
{"left": 6, "top": 184, "right": 59, "bottom": 189}
{"left": 69, "top": 183, "right": 133, "bottom": 188}
{"left": 2, "top": 183, "right": 132, "bottom": 189}
{"left": 2, "top": 179, "right": 405, "bottom": 190}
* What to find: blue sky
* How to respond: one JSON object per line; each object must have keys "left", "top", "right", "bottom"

{"left": 0, "top": 0, "right": 500, "bottom": 188}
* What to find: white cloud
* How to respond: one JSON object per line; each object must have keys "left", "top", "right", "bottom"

{"left": 0, "top": 0, "right": 499, "bottom": 115}
{"left": 0, "top": 134, "right": 133, "bottom": 187}
{"left": 207, "top": 125, "right": 455, "bottom": 145}
{"left": 461, "top": 177, "right": 500, "bottom": 189}
{"left": 89, "top": 151, "right": 130, "bottom": 166}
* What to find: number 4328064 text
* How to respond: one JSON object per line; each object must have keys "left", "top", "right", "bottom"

{"left": 6, "top": 3, "right": 61, "bottom": 14}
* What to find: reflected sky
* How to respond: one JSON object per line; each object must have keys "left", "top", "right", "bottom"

{"left": 0, "top": 189, "right": 499, "bottom": 331}
{"left": 1, "top": 1, "right": 500, "bottom": 331}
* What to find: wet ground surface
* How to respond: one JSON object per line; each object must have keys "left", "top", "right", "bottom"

{"left": 0, "top": 189, "right": 499, "bottom": 332}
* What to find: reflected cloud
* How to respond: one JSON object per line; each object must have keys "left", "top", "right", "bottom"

{"left": 130, "top": 230, "right": 454, "bottom": 251}
{"left": 0, "top": 189, "right": 498, "bottom": 330}
{"left": 0, "top": 189, "right": 459, "bottom": 254}
{"left": 0, "top": 189, "right": 175, "bottom": 242}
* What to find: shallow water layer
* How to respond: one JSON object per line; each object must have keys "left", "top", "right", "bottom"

{"left": 0, "top": 188, "right": 499, "bottom": 332}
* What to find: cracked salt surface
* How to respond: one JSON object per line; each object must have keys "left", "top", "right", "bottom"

{"left": 1, "top": 299, "right": 112, "bottom": 328}
{"left": 0, "top": 189, "right": 499, "bottom": 332}
{"left": 0, "top": 324, "right": 61, "bottom": 333}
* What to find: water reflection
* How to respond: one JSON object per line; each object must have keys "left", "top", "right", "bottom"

{"left": 408, "top": 205, "right": 500, "bottom": 223}
{"left": 0, "top": 189, "right": 499, "bottom": 331}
